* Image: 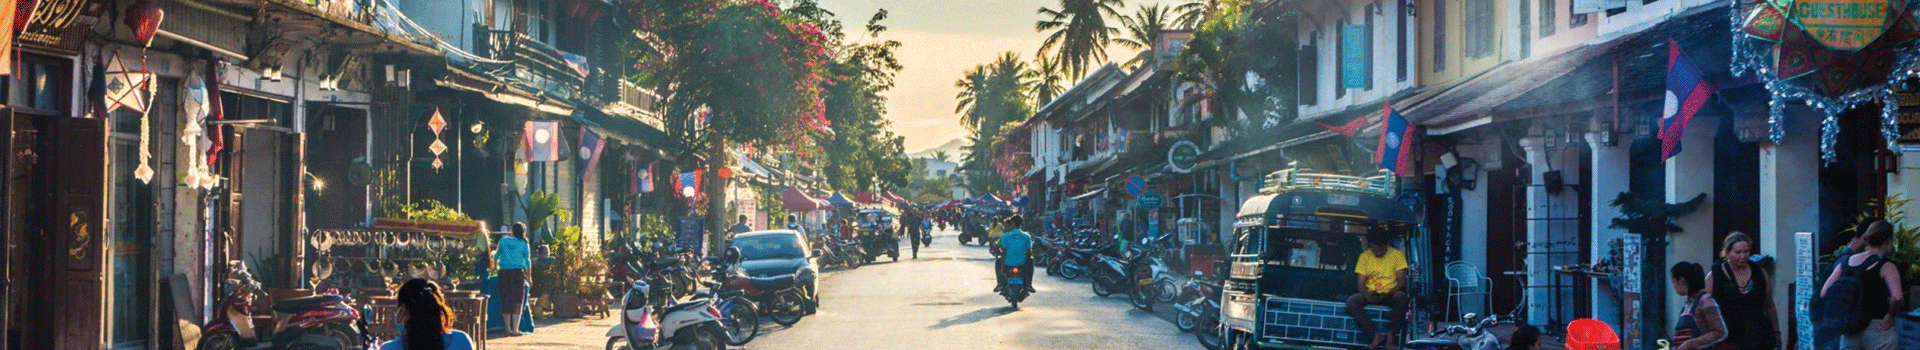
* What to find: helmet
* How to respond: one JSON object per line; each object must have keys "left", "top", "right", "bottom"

{"left": 722, "top": 247, "right": 743, "bottom": 265}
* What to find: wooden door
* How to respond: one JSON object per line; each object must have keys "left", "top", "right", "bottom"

{"left": 1486, "top": 166, "right": 1526, "bottom": 317}
{"left": 50, "top": 116, "right": 108, "bottom": 350}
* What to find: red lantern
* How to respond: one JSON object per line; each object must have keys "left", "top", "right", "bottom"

{"left": 717, "top": 167, "right": 734, "bottom": 179}
{"left": 124, "top": 0, "right": 165, "bottom": 46}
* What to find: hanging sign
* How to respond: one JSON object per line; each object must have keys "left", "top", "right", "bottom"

{"left": 1790, "top": 0, "right": 1895, "bottom": 51}
{"left": 1137, "top": 191, "right": 1164, "bottom": 209}
{"left": 18, "top": 0, "right": 109, "bottom": 51}
{"left": 1340, "top": 25, "right": 1370, "bottom": 89}
{"left": 1167, "top": 140, "right": 1200, "bottom": 173}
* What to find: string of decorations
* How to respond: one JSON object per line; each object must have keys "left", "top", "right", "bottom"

{"left": 1729, "top": 0, "right": 1920, "bottom": 162}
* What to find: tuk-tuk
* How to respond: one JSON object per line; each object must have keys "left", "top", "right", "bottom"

{"left": 856, "top": 208, "right": 901, "bottom": 262}
{"left": 1222, "top": 168, "right": 1420, "bottom": 349}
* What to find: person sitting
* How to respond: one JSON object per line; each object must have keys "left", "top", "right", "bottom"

{"left": 1346, "top": 228, "right": 1409, "bottom": 350}
{"left": 992, "top": 215, "right": 1033, "bottom": 293}
{"left": 380, "top": 278, "right": 475, "bottom": 350}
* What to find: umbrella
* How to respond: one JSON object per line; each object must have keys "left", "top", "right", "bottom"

{"left": 883, "top": 191, "right": 908, "bottom": 203}
{"left": 828, "top": 192, "right": 855, "bottom": 207}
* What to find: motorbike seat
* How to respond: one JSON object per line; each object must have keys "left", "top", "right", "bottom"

{"left": 664, "top": 299, "right": 712, "bottom": 314}
{"left": 271, "top": 294, "right": 345, "bottom": 313}
{"left": 650, "top": 257, "right": 682, "bottom": 268}
{"left": 748, "top": 274, "right": 797, "bottom": 289}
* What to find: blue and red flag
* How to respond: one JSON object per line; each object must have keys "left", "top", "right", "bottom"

{"left": 635, "top": 161, "right": 655, "bottom": 193}
{"left": 577, "top": 128, "right": 605, "bottom": 180}
{"left": 1660, "top": 38, "right": 1713, "bottom": 161}
{"left": 1374, "top": 103, "right": 1417, "bottom": 175}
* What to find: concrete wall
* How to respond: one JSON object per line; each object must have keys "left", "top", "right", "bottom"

{"left": 396, "top": 0, "right": 481, "bottom": 52}
{"left": 1532, "top": 0, "right": 1601, "bottom": 55}
{"left": 1594, "top": 0, "right": 1721, "bottom": 40}
{"left": 1417, "top": 0, "right": 1515, "bottom": 90}
{"left": 1295, "top": 0, "right": 1419, "bottom": 120}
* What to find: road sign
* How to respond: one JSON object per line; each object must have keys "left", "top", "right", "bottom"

{"left": 1124, "top": 175, "right": 1147, "bottom": 197}
{"left": 1138, "top": 191, "right": 1164, "bottom": 209}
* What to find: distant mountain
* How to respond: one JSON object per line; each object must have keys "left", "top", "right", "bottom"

{"left": 907, "top": 138, "right": 969, "bottom": 161}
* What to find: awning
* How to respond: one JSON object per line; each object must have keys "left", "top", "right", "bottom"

{"left": 855, "top": 192, "right": 883, "bottom": 204}
{"left": 828, "top": 192, "right": 855, "bottom": 207}
{"left": 573, "top": 104, "right": 680, "bottom": 154}
{"left": 1401, "top": 37, "right": 1629, "bottom": 127}
{"left": 1068, "top": 189, "right": 1106, "bottom": 202}
{"left": 781, "top": 187, "right": 827, "bottom": 211}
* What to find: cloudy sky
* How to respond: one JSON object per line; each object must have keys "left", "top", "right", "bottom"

{"left": 812, "top": 0, "right": 1180, "bottom": 152}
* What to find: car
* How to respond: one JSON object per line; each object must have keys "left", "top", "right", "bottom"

{"left": 729, "top": 230, "right": 820, "bottom": 309}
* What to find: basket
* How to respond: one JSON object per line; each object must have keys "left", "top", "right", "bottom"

{"left": 1565, "top": 318, "right": 1622, "bottom": 350}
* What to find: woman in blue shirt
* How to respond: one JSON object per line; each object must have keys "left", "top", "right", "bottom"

{"left": 380, "top": 278, "right": 475, "bottom": 350}
{"left": 494, "top": 223, "right": 531, "bottom": 336}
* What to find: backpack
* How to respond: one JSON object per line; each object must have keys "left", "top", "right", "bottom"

{"left": 1815, "top": 255, "right": 1886, "bottom": 335}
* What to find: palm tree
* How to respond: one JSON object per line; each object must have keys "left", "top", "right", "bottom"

{"left": 1172, "top": 0, "right": 1217, "bottom": 30}
{"left": 954, "top": 66, "right": 992, "bottom": 131}
{"left": 1036, "top": 0, "right": 1125, "bottom": 79}
{"left": 1028, "top": 56, "right": 1068, "bottom": 106}
{"left": 1113, "top": 4, "right": 1172, "bottom": 68}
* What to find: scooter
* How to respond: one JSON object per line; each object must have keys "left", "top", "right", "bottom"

{"left": 1172, "top": 272, "right": 1224, "bottom": 350}
{"left": 1403, "top": 313, "right": 1504, "bottom": 350}
{"left": 1048, "top": 243, "right": 1106, "bottom": 280}
{"left": 605, "top": 279, "right": 729, "bottom": 350}
{"left": 998, "top": 264, "right": 1032, "bottom": 309}
{"left": 1088, "top": 246, "right": 1156, "bottom": 311}
{"left": 201, "top": 261, "right": 371, "bottom": 350}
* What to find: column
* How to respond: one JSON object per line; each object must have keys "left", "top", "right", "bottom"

{"left": 1587, "top": 132, "right": 1631, "bottom": 327}
{"left": 1760, "top": 107, "right": 1820, "bottom": 344}
{"left": 1665, "top": 114, "right": 1717, "bottom": 328}
{"left": 1520, "top": 137, "right": 1581, "bottom": 327}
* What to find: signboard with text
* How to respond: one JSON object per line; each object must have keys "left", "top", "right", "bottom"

{"left": 17, "top": 0, "right": 108, "bottom": 51}
{"left": 1791, "top": 0, "right": 1893, "bottom": 51}
{"left": 1341, "top": 25, "right": 1370, "bottom": 89}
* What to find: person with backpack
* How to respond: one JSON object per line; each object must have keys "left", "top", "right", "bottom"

{"left": 1818, "top": 219, "right": 1905, "bottom": 350}
{"left": 1703, "top": 231, "right": 1780, "bottom": 349}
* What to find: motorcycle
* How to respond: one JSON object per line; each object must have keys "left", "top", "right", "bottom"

{"left": 1403, "top": 313, "right": 1505, "bottom": 350}
{"left": 1047, "top": 242, "right": 1106, "bottom": 280}
{"left": 201, "top": 261, "right": 371, "bottom": 350}
{"left": 728, "top": 272, "right": 813, "bottom": 327}
{"left": 697, "top": 257, "right": 761, "bottom": 346}
{"left": 1172, "top": 272, "right": 1224, "bottom": 350}
{"left": 998, "top": 264, "right": 1032, "bottom": 309}
{"left": 605, "top": 279, "right": 729, "bottom": 350}
{"left": 1088, "top": 246, "right": 1157, "bottom": 311}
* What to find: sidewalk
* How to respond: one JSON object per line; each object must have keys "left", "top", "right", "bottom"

{"left": 486, "top": 316, "right": 619, "bottom": 350}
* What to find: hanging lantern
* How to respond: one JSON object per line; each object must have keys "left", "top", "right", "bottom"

{"left": 124, "top": 0, "right": 165, "bottom": 46}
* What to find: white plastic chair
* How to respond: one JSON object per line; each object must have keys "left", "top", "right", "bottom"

{"left": 1444, "top": 261, "right": 1492, "bottom": 321}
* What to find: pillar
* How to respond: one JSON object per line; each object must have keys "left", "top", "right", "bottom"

{"left": 1521, "top": 137, "right": 1582, "bottom": 327}
{"left": 1587, "top": 132, "right": 1631, "bottom": 327}
{"left": 1665, "top": 114, "right": 1717, "bottom": 330}
{"left": 1761, "top": 106, "right": 1820, "bottom": 346}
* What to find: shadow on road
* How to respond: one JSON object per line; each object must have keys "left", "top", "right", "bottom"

{"left": 928, "top": 307, "right": 1017, "bottom": 330}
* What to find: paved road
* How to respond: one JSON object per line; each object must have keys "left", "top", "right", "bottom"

{"left": 489, "top": 228, "right": 1201, "bottom": 349}
{"left": 747, "top": 229, "right": 1197, "bottom": 350}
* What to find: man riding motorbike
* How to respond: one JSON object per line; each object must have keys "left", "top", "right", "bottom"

{"left": 992, "top": 215, "right": 1035, "bottom": 294}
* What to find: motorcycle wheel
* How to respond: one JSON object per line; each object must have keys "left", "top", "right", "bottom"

{"left": 202, "top": 332, "right": 237, "bottom": 350}
{"left": 1091, "top": 277, "right": 1113, "bottom": 297}
{"left": 322, "top": 324, "right": 364, "bottom": 350}
{"left": 723, "top": 298, "right": 761, "bottom": 346}
{"left": 1194, "top": 320, "right": 1224, "bottom": 350}
{"left": 769, "top": 292, "right": 805, "bottom": 326}
{"left": 1175, "top": 311, "right": 1198, "bottom": 332}
{"left": 606, "top": 337, "right": 630, "bottom": 350}
{"left": 1155, "top": 281, "right": 1180, "bottom": 303}
{"left": 1059, "top": 260, "right": 1085, "bottom": 280}
{"left": 672, "top": 323, "right": 725, "bottom": 350}
{"left": 1129, "top": 284, "right": 1155, "bottom": 311}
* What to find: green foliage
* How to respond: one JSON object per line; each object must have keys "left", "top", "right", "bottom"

{"left": 1606, "top": 192, "right": 1708, "bottom": 235}
{"left": 248, "top": 251, "right": 288, "bottom": 288}
{"left": 523, "top": 192, "right": 572, "bottom": 236}
{"left": 815, "top": 8, "right": 913, "bottom": 193}
{"left": 534, "top": 226, "right": 605, "bottom": 301}
{"left": 955, "top": 53, "right": 1035, "bottom": 195}
{"left": 1113, "top": 4, "right": 1173, "bottom": 68}
{"left": 381, "top": 199, "right": 472, "bottom": 221}
{"left": 627, "top": 0, "right": 833, "bottom": 152}
{"left": 1036, "top": 0, "right": 1125, "bottom": 79}
{"left": 1832, "top": 195, "right": 1920, "bottom": 287}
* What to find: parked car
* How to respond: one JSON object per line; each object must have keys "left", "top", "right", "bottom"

{"left": 729, "top": 230, "right": 820, "bottom": 314}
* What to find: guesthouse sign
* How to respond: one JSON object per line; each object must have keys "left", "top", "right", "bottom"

{"left": 1791, "top": 0, "right": 1894, "bottom": 51}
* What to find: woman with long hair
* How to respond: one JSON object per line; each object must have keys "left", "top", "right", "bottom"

{"left": 495, "top": 222, "right": 532, "bottom": 336}
{"left": 1703, "top": 232, "right": 1780, "bottom": 349}
{"left": 1820, "top": 219, "right": 1905, "bottom": 350}
{"left": 379, "top": 278, "right": 474, "bottom": 350}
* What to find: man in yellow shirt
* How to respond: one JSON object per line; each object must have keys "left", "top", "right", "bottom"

{"left": 1346, "top": 228, "right": 1409, "bottom": 349}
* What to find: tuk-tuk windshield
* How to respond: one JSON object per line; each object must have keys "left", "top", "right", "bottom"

{"left": 1237, "top": 215, "right": 1395, "bottom": 271}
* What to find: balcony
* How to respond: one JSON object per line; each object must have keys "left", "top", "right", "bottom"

{"left": 474, "top": 29, "right": 589, "bottom": 101}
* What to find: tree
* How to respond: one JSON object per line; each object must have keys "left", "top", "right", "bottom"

{"left": 1172, "top": 0, "right": 1218, "bottom": 30}
{"left": 1113, "top": 4, "right": 1172, "bottom": 68}
{"left": 1036, "top": 0, "right": 1125, "bottom": 79}
{"left": 1028, "top": 55, "right": 1068, "bottom": 106}
{"left": 627, "top": 0, "right": 833, "bottom": 253}
{"left": 816, "top": 9, "right": 913, "bottom": 193}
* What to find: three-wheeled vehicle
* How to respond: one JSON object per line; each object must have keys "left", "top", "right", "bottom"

{"left": 1220, "top": 168, "right": 1421, "bottom": 349}
{"left": 855, "top": 208, "right": 901, "bottom": 262}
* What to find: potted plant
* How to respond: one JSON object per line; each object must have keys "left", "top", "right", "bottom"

{"left": 1608, "top": 191, "right": 1707, "bottom": 350}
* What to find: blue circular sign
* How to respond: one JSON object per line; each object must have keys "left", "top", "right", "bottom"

{"left": 1124, "top": 175, "right": 1147, "bottom": 197}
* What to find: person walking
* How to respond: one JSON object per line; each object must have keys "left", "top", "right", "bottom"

{"left": 1819, "top": 219, "right": 1905, "bottom": 350}
{"left": 905, "top": 210, "right": 924, "bottom": 258}
{"left": 1704, "top": 232, "right": 1781, "bottom": 349}
{"left": 380, "top": 278, "right": 476, "bottom": 350}
{"left": 494, "top": 223, "right": 532, "bottom": 336}
{"left": 1670, "top": 261, "right": 1730, "bottom": 350}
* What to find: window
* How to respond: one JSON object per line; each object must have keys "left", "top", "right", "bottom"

{"left": 7, "top": 54, "right": 71, "bottom": 115}
{"left": 526, "top": 0, "right": 553, "bottom": 43}
{"left": 1433, "top": 0, "right": 1446, "bottom": 72}
{"left": 1299, "top": 43, "right": 1318, "bottom": 106}
{"left": 1364, "top": 5, "right": 1375, "bottom": 90}
{"left": 1398, "top": 3, "right": 1408, "bottom": 82}
{"left": 1465, "top": 0, "right": 1496, "bottom": 58}
{"left": 1333, "top": 23, "right": 1345, "bottom": 99}
{"left": 1571, "top": 0, "right": 1590, "bottom": 27}
{"left": 1540, "top": 0, "right": 1556, "bottom": 36}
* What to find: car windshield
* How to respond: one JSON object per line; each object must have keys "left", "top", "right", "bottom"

{"left": 732, "top": 235, "right": 805, "bottom": 260}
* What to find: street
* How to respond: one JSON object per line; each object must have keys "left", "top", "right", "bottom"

{"left": 489, "top": 228, "right": 1201, "bottom": 349}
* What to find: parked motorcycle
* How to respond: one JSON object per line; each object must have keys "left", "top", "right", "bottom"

{"left": 1088, "top": 246, "right": 1156, "bottom": 311}
{"left": 697, "top": 257, "right": 761, "bottom": 346}
{"left": 604, "top": 279, "right": 729, "bottom": 350}
{"left": 202, "top": 261, "right": 370, "bottom": 350}
{"left": 1403, "top": 313, "right": 1504, "bottom": 350}
{"left": 1048, "top": 243, "right": 1106, "bottom": 280}
{"left": 728, "top": 273, "right": 813, "bottom": 327}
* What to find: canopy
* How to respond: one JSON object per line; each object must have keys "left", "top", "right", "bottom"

{"left": 883, "top": 192, "right": 908, "bottom": 203}
{"left": 828, "top": 192, "right": 855, "bottom": 207}
{"left": 1012, "top": 195, "right": 1029, "bottom": 208}
{"left": 781, "top": 187, "right": 828, "bottom": 211}
{"left": 855, "top": 192, "right": 883, "bottom": 204}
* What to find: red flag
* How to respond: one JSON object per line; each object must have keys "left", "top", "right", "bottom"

{"left": 1660, "top": 38, "right": 1713, "bottom": 161}
{"left": 1315, "top": 116, "right": 1368, "bottom": 137}
{"left": 206, "top": 61, "right": 224, "bottom": 166}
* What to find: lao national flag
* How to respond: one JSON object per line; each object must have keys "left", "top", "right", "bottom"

{"left": 1660, "top": 39, "right": 1713, "bottom": 161}
{"left": 577, "top": 129, "right": 605, "bottom": 179}
{"left": 635, "top": 162, "right": 655, "bottom": 193}
{"left": 678, "top": 171, "right": 700, "bottom": 198}
{"left": 523, "top": 121, "right": 562, "bottom": 162}
{"left": 1374, "top": 103, "right": 1417, "bottom": 175}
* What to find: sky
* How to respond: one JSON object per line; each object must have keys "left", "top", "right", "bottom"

{"left": 811, "top": 0, "right": 1181, "bottom": 153}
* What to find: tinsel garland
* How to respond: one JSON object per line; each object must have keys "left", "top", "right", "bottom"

{"left": 1729, "top": 0, "right": 1920, "bottom": 162}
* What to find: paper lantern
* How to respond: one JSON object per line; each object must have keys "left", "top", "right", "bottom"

{"left": 124, "top": 0, "right": 165, "bottom": 45}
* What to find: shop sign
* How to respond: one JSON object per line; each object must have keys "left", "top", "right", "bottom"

{"left": 1340, "top": 25, "right": 1370, "bottom": 89}
{"left": 1790, "top": 0, "right": 1894, "bottom": 51}
{"left": 1167, "top": 140, "right": 1200, "bottom": 173}
{"left": 1897, "top": 88, "right": 1920, "bottom": 142}
{"left": 18, "top": 0, "right": 109, "bottom": 51}
{"left": 1137, "top": 191, "right": 1164, "bottom": 209}
{"left": 676, "top": 217, "right": 705, "bottom": 252}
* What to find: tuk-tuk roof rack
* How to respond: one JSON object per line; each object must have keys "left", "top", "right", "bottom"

{"left": 1260, "top": 163, "right": 1397, "bottom": 198}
